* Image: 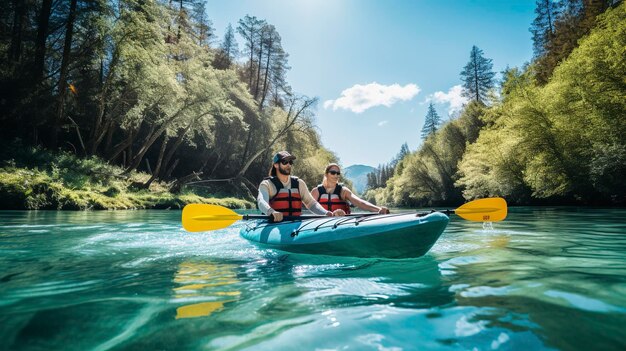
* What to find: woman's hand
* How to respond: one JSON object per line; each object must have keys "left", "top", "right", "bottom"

{"left": 333, "top": 209, "right": 346, "bottom": 216}
{"left": 325, "top": 211, "right": 334, "bottom": 217}
{"left": 377, "top": 206, "right": 390, "bottom": 214}
{"left": 270, "top": 212, "right": 283, "bottom": 222}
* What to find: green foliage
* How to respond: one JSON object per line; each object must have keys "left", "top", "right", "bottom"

{"left": 532, "top": 0, "right": 615, "bottom": 84}
{"left": 0, "top": 143, "right": 254, "bottom": 210}
{"left": 0, "top": 1, "right": 335, "bottom": 207}
{"left": 458, "top": 3, "right": 626, "bottom": 204}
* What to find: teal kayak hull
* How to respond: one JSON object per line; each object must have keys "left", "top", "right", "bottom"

{"left": 239, "top": 212, "right": 449, "bottom": 258}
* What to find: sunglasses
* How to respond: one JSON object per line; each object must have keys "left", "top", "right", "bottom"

{"left": 328, "top": 170, "right": 341, "bottom": 175}
{"left": 280, "top": 160, "right": 294, "bottom": 165}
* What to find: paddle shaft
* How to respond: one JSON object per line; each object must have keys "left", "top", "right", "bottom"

{"left": 244, "top": 213, "right": 380, "bottom": 222}
{"left": 244, "top": 211, "right": 450, "bottom": 222}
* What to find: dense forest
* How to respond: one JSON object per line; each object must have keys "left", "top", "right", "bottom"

{"left": 0, "top": 0, "right": 338, "bottom": 207}
{"left": 364, "top": 0, "right": 625, "bottom": 206}
{"left": 1, "top": 0, "right": 624, "bottom": 210}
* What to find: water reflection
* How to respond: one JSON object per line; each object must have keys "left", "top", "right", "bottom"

{"left": 172, "top": 261, "right": 241, "bottom": 319}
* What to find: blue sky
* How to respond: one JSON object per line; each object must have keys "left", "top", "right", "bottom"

{"left": 206, "top": 0, "right": 536, "bottom": 167}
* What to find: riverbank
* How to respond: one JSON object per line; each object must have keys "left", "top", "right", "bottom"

{"left": 0, "top": 143, "right": 254, "bottom": 210}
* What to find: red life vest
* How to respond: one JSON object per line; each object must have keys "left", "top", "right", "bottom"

{"left": 316, "top": 184, "right": 351, "bottom": 214}
{"left": 268, "top": 176, "right": 302, "bottom": 216}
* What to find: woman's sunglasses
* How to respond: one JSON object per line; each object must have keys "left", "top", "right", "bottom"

{"left": 328, "top": 170, "right": 341, "bottom": 175}
{"left": 280, "top": 160, "right": 294, "bottom": 165}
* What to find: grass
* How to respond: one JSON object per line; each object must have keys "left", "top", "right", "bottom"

{"left": 0, "top": 142, "right": 254, "bottom": 210}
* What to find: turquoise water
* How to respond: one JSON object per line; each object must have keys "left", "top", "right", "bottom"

{"left": 1, "top": 208, "right": 625, "bottom": 350}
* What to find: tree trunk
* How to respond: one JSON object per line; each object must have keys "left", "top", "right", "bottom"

{"left": 158, "top": 121, "right": 195, "bottom": 178}
{"left": 108, "top": 128, "right": 135, "bottom": 163}
{"left": 9, "top": 0, "right": 26, "bottom": 62}
{"left": 169, "top": 171, "right": 203, "bottom": 193}
{"left": 259, "top": 36, "right": 274, "bottom": 108}
{"left": 90, "top": 50, "right": 119, "bottom": 154}
{"left": 51, "top": 0, "right": 78, "bottom": 149}
{"left": 126, "top": 124, "right": 167, "bottom": 172}
{"left": 125, "top": 102, "right": 194, "bottom": 173}
{"left": 235, "top": 96, "right": 316, "bottom": 178}
{"left": 253, "top": 35, "right": 264, "bottom": 100}
{"left": 143, "top": 135, "right": 168, "bottom": 188}
{"left": 34, "top": 0, "right": 53, "bottom": 82}
{"left": 164, "top": 158, "right": 180, "bottom": 180}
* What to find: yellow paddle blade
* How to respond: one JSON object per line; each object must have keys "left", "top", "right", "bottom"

{"left": 454, "top": 197, "right": 507, "bottom": 222}
{"left": 182, "top": 204, "right": 244, "bottom": 232}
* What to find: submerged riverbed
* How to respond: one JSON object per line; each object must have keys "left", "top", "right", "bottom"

{"left": 1, "top": 207, "right": 625, "bottom": 350}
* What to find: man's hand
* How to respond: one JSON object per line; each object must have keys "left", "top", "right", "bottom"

{"left": 332, "top": 209, "right": 346, "bottom": 216}
{"left": 378, "top": 206, "right": 390, "bottom": 214}
{"left": 271, "top": 212, "right": 283, "bottom": 222}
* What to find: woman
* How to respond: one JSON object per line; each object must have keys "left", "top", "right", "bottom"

{"left": 311, "top": 163, "right": 390, "bottom": 216}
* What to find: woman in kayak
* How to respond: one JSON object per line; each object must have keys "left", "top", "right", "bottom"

{"left": 311, "top": 163, "right": 390, "bottom": 216}
{"left": 257, "top": 151, "right": 335, "bottom": 222}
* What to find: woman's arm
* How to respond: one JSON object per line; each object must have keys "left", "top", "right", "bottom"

{"left": 343, "top": 187, "right": 389, "bottom": 214}
{"left": 299, "top": 179, "right": 333, "bottom": 216}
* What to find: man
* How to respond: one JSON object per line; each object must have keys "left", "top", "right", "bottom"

{"left": 257, "top": 151, "right": 334, "bottom": 222}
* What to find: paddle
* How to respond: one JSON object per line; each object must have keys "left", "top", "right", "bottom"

{"left": 182, "top": 197, "right": 507, "bottom": 232}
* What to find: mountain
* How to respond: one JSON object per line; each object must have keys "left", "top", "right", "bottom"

{"left": 343, "top": 164, "right": 376, "bottom": 194}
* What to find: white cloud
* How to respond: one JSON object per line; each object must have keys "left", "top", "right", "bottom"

{"left": 429, "top": 85, "right": 468, "bottom": 115}
{"left": 324, "top": 82, "right": 420, "bottom": 114}
{"left": 378, "top": 120, "right": 388, "bottom": 127}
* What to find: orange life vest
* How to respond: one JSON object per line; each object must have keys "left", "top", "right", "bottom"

{"left": 268, "top": 176, "right": 302, "bottom": 216}
{"left": 316, "top": 184, "right": 351, "bottom": 214}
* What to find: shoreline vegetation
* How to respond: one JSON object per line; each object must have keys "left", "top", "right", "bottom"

{"left": 0, "top": 142, "right": 254, "bottom": 210}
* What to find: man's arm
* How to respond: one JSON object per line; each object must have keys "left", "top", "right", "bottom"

{"left": 257, "top": 182, "right": 276, "bottom": 215}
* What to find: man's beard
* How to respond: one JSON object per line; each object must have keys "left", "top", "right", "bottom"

{"left": 278, "top": 167, "right": 291, "bottom": 175}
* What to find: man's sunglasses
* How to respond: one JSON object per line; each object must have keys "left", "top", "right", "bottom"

{"left": 280, "top": 160, "right": 294, "bottom": 165}
{"left": 328, "top": 170, "right": 341, "bottom": 175}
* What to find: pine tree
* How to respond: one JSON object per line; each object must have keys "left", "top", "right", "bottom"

{"left": 214, "top": 23, "right": 238, "bottom": 69}
{"left": 191, "top": 0, "right": 214, "bottom": 47}
{"left": 530, "top": 0, "right": 562, "bottom": 59}
{"left": 237, "top": 15, "right": 266, "bottom": 91}
{"left": 421, "top": 103, "right": 441, "bottom": 139}
{"left": 391, "top": 142, "right": 410, "bottom": 167}
{"left": 366, "top": 172, "right": 378, "bottom": 189}
{"left": 460, "top": 46, "right": 496, "bottom": 104}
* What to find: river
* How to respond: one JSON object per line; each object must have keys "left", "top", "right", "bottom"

{"left": 1, "top": 207, "right": 625, "bottom": 350}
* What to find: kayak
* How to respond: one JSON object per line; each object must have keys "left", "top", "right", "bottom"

{"left": 239, "top": 212, "right": 449, "bottom": 258}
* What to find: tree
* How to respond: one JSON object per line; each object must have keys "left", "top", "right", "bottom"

{"left": 530, "top": 0, "right": 562, "bottom": 59}
{"left": 421, "top": 103, "right": 441, "bottom": 139}
{"left": 237, "top": 15, "right": 265, "bottom": 91}
{"left": 190, "top": 0, "right": 214, "bottom": 47}
{"left": 460, "top": 46, "right": 496, "bottom": 104}
{"left": 533, "top": 0, "right": 614, "bottom": 84}
{"left": 34, "top": 0, "right": 53, "bottom": 82}
{"left": 391, "top": 142, "right": 410, "bottom": 167}
{"left": 51, "top": 0, "right": 78, "bottom": 149}
{"left": 214, "top": 23, "right": 238, "bottom": 69}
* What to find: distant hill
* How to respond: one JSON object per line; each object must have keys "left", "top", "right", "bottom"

{"left": 343, "top": 164, "right": 376, "bottom": 194}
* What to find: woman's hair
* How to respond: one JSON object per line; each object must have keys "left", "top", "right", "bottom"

{"left": 322, "top": 163, "right": 341, "bottom": 186}
{"left": 325, "top": 163, "right": 340, "bottom": 174}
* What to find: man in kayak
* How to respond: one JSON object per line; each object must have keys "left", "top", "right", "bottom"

{"left": 311, "top": 163, "right": 390, "bottom": 216}
{"left": 257, "top": 151, "right": 335, "bottom": 222}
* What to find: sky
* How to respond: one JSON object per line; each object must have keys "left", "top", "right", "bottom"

{"left": 205, "top": 0, "right": 536, "bottom": 167}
